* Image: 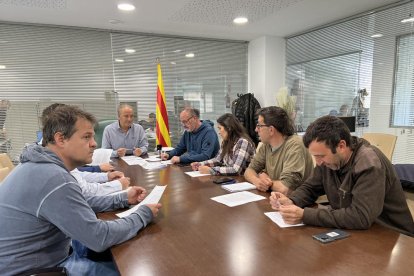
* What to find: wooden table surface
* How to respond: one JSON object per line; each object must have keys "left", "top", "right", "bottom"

{"left": 99, "top": 159, "right": 414, "bottom": 276}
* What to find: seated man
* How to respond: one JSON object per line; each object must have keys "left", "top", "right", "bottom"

{"left": 161, "top": 107, "right": 219, "bottom": 164}
{"left": 40, "top": 103, "right": 115, "bottom": 173}
{"left": 71, "top": 169, "right": 130, "bottom": 196}
{"left": 139, "top": 112, "right": 156, "bottom": 131}
{"left": 0, "top": 104, "right": 161, "bottom": 275}
{"left": 270, "top": 115, "right": 414, "bottom": 236}
{"left": 102, "top": 104, "right": 148, "bottom": 158}
{"left": 245, "top": 106, "right": 314, "bottom": 194}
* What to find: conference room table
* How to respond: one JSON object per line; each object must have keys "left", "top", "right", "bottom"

{"left": 99, "top": 158, "right": 414, "bottom": 276}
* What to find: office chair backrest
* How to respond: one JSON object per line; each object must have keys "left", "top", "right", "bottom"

{"left": 0, "top": 167, "right": 10, "bottom": 183}
{"left": 0, "top": 153, "right": 14, "bottom": 170}
{"left": 362, "top": 133, "right": 397, "bottom": 161}
{"left": 94, "top": 119, "right": 117, "bottom": 148}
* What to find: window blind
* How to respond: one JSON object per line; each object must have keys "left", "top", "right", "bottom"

{"left": 110, "top": 33, "right": 247, "bottom": 148}
{"left": 0, "top": 23, "right": 247, "bottom": 160}
{"left": 285, "top": 0, "right": 414, "bottom": 163}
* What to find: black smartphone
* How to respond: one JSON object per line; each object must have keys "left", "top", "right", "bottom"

{"left": 213, "top": 177, "right": 236, "bottom": 185}
{"left": 312, "top": 229, "right": 350, "bottom": 243}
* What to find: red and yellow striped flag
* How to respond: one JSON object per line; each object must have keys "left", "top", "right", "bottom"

{"left": 155, "top": 62, "right": 171, "bottom": 147}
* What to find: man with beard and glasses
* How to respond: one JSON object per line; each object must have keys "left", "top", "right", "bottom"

{"left": 270, "top": 115, "right": 414, "bottom": 236}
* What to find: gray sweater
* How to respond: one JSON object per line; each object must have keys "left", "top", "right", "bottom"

{"left": 0, "top": 144, "right": 153, "bottom": 275}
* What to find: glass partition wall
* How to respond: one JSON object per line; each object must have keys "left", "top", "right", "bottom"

{"left": 285, "top": 0, "right": 414, "bottom": 163}
{"left": 0, "top": 24, "right": 247, "bottom": 160}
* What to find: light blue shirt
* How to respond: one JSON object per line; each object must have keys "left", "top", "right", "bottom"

{"left": 71, "top": 169, "right": 122, "bottom": 197}
{"left": 102, "top": 121, "right": 148, "bottom": 157}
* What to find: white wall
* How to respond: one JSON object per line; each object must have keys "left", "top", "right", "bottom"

{"left": 248, "top": 36, "right": 286, "bottom": 107}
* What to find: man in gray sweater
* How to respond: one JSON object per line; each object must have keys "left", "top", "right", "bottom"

{"left": 0, "top": 105, "right": 161, "bottom": 275}
{"left": 270, "top": 115, "right": 414, "bottom": 236}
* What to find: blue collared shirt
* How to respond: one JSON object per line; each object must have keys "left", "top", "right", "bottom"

{"left": 102, "top": 121, "right": 148, "bottom": 157}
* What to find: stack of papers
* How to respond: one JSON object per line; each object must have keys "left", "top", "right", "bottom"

{"left": 264, "top": 212, "right": 305, "bottom": 228}
{"left": 116, "top": 185, "right": 167, "bottom": 218}
{"left": 221, "top": 182, "right": 256, "bottom": 192}
{"left": 211, "top": 191, "right": 265, "bottom": 207}
{"left": 185, "top": 171, "right": 210, "bottom": 177}
{"left": 121, "top": 155, "right": 168, "bottom": 170}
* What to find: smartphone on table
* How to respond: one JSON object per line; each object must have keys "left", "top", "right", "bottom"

{"left": 312, "top": 229, "right": 350, "bottom": 243}
{"left": 213, "top": 177, "right": 236, "bottom": 185}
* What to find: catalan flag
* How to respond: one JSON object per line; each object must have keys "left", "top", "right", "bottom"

{"left": 155, "top": 61, "right": 171, "bottom": 147}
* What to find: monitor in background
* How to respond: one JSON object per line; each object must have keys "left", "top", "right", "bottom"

{"left": 338, "top": 116, "right": 356, "bottom": 132}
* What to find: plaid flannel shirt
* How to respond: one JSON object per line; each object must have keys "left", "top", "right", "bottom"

{"left": 199, "top": 138, "right": 255, "bottom": 175}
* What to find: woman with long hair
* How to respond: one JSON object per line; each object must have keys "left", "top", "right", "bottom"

{"left": 191, "top": 113, "right": 255, "bottom": 175}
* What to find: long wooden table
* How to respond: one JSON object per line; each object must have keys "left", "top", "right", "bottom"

{"left": 99, "top": 159, "right": 414, "bottom": 276}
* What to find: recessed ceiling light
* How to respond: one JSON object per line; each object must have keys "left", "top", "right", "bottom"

{"left": 125, "top": 48, "right": 136, "bottom": 54}
{"left": 117, "top": 3, "right": 135, "bottom": 11}
{"left": 185, "top": 53, "right": 195, "bottom": 58}
{"left": 173, "top": 49, "right": 182, "bottom": 53}
{"left": 115, "top": 58, "right": 124, "bottom": 62}
{"left": 371, "top": 33, "right": 383, "bottom": 38}
{"left": 0, "top": 65, "right": 6, "bottom": 69}
{"left": 233, "top": 17, "right": 248, "bottom": 24}
{"left": 170, "top": 61, "right": 176, "bottom": 65}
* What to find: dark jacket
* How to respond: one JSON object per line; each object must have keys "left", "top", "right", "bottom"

{"left": 231, "top": 93, "right": 261, "bottom": 145}
{"left": 290, "top": 137, "right": 414, "bottom": 236}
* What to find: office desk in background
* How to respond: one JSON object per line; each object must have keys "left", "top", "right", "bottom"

{"left": 99, "top": 160, "right": 414, "bottom": 276}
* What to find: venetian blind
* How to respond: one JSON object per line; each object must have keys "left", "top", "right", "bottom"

{"left": 0, "top": 23, "right": 247, "bottom": 160}
{"left": 110, "top": 33, "right": 248, "bottom": 147}
{"left": 285, "top": 0, "right": 414, "bottom": 163}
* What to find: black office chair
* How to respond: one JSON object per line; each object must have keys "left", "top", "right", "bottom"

{"left": 94, "top": 119, "right": 117, "bottom": 148}
{"left": 394, "top": 164, "right": 414, "bottom": 190}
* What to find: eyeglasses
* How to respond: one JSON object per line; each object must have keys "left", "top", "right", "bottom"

{"left": 180, "top": 116, "right": 194, "bottom": 125}
{"left": 256, "top": 123, "right": 270, "bottom": 129}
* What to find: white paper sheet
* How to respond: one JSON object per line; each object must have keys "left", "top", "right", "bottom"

{"left": 146, "top": 156, "right": 162, "bottom": 162}
{"left": 185, "top": 171, "right": 210, "bottom": 177}
{"left": 264, "top": 212, "right": 305, "bottom": 228}
{"left": 210, "top": 191, "right": 265, "bottom": 207}
{"left": 116, "top": 185, "right": 167, "bottom": 218}
{"left": 221, "top": 182, "right": 256, "bottom": 192}
{"left": 141, "top": 161, "right": 167, "bottom": 170}
{"left": 88, "top": 149, "right": 112, "bottom": 165}
{"left": 121, "top": 156, "right": 145, "bottom": 166}
{"left": 162, "top": 147, "right": 174, "bottom": 152}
